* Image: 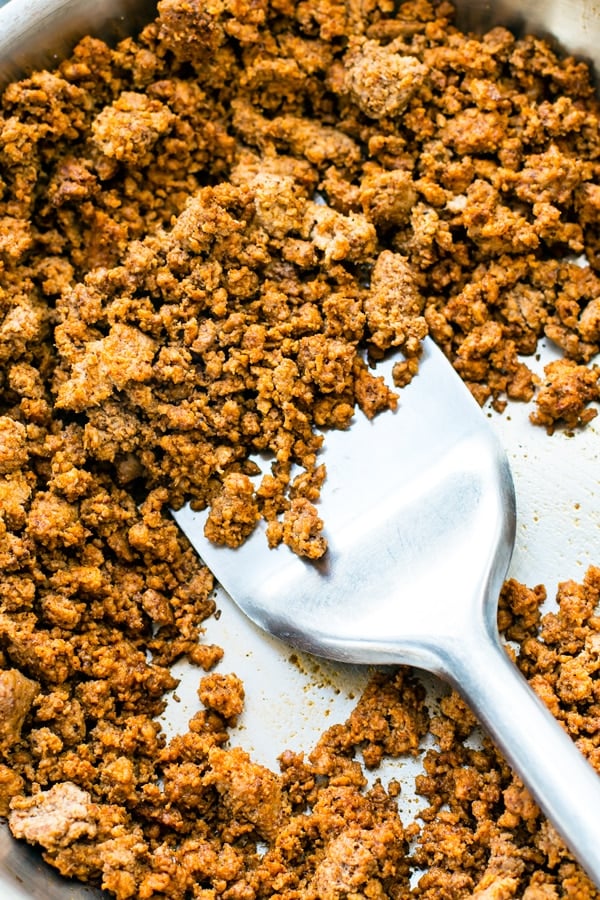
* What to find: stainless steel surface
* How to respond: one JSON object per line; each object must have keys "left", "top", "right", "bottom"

{"left": 0, "top": 0, "right": 599, "bottom": 896}
{"left": 174, "top": 337, "right": 600, "bottom": 885}
{"left": 0, "top": 826, "right": 103, "bottom": 899}
{"left": 455, "top": 0, "right": 600, "bottom": 65}
{"left": 0, "top": 0, "right": 155, "bottom": 87}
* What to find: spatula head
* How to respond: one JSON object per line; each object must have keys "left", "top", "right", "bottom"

{"left": 173, "top": 338, "right": 516, "bottom": 671}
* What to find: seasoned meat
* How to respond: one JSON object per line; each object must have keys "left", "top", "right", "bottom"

{"left": 0, "top": 0, "right": 598, "bottom": 897}
{"left": 0, "top": 669, "right": 38, "bottom": 750}
{"left": 9, "top": 782, "right": 97, "bottom": 849}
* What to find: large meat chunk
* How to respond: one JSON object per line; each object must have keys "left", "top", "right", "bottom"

{"left": 344, "top": 40, "right": 428, "bottom": 119}
{"left": 204, "top": 746, "right": 290, "bottom": 841}
{"left": 0, "top": 668, "right": 38, "bottom": 750}
{"left": 9, "top": 782, "right": 97, "bottom": 850}
{"left": 55, "top": 323, "right": 157, "bottom": 412}
{"left": 364, "top": 250, "right": 427, "bottom": 354}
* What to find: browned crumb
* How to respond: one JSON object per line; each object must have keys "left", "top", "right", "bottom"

{"left": 198, "top": 672, "right": 245, "bottom": 723}
{"left": 530, "top": 358, "right": 600, "bottom": 432}
{"left": 187, "top": 643, "right": 224, "bottom": 671}
{"left": 203, "top": 472, "right": 261, "bottom": 549}
{"left": 280, "top": 496, "right": 327, "bottom": 558}
{"left": 0, "top": 669, "right": 39, "bottom": 751}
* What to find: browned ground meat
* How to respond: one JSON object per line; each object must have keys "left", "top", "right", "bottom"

{"left": 0, "top": 0, "right": 599, "bottom": 898}
{"left": 198, "top": 672, "right": 245, "bottom": 724}
{"left": 0, "top": 669, "right": 38, "bottom": 751}
{"left": 530, "top": 358, "right": 600, "bottom": 432}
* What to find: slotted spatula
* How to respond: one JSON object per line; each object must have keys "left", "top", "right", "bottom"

{"left": 173, "top": 336, "right": 600, "bottom": 885}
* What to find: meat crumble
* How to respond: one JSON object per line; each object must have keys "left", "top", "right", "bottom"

{"left": 0, "top": 0, "right": 599, "bottom": 897}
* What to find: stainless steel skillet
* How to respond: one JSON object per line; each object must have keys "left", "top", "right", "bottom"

{"left": 1, "top": 0, "right": 600, "bottom": 896}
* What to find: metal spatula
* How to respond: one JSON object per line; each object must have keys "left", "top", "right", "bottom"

{"left": 173, "top": 337, "right": 600, "bottom": 885}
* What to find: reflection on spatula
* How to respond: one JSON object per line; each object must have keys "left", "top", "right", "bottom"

{"left": 173, "top": 336, "right": 600, "bottom": 886}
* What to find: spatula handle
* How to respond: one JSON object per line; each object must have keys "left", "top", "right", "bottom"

{"left": 443, "top": 632, "right": 600, "bottom": 887}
